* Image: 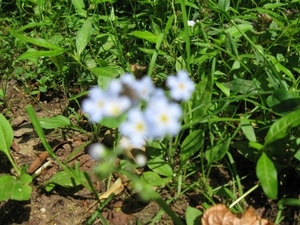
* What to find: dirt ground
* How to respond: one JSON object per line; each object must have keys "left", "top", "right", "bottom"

{"left": 0, "top": 79, "right": 299, "bottom": 225}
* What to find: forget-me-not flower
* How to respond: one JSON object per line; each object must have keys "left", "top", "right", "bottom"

{"left": 82, "top": 87, "right": 108, "bottom": 123}
{"left": 136, "top": 76, "right": 155, "bottom": 101}
{"left": 120, "top": 108, "right": 148, "bottom": 147}
{"left": 166, "top": 70, "right": 195, "bottom": 101}
{"left": 145, "top": 99, "right": 182, "bottom": 138}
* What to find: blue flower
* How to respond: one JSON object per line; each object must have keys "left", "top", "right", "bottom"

{"left": 145, "top": 99, "right": 182, "bottom": 138}
{"left": 81, "top": 87, "right": 108, "bottom": 123}
{"left": 120, "top": 108, "right": 148, "bottom": 147}
{"left": 166, "top": 70, "right": 195, "bottom": 101}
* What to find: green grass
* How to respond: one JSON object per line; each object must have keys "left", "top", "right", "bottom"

{"left": 1, "top": 0, "right": 300, "bottom": 224}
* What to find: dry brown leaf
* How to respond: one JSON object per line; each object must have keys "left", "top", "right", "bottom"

{"left": 201, "top": 204, "right": 274, "bottom": 225}
{"left": 99, "top": 178, "right": 124, "bottom": 199}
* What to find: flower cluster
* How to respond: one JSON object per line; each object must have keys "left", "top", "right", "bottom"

{"left": 82, "top": 71, "right": 195, "bottom": 147}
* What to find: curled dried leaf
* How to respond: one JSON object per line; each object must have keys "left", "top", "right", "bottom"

{"left": 201, "top": 204, "right": 274, "bottom": 225}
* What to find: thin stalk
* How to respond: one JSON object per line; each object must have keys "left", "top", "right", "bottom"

{"left": 179, "top": 0, "right": 191, "bottom": 73}
{"left": 229, "top": 183, "right": 260, "bottom": 209}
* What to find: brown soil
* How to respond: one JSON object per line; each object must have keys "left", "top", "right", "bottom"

{"left": 0, "top": 80, "right": 299, "bottom": 225}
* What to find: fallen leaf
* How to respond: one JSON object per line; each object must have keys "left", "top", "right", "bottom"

{"left": 201, "top": 204, "right": 274, "bottom": 225}
{"left": 100, "top": 178, "right": 124, "bottom": 199}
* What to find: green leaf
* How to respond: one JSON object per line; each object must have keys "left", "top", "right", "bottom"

{"left": 92, "top": 67, "right": 120, "bottom": 86}
{"left": 71, "top": 0, "right": 87, "bottom": 16}
{"left": 130, "top": 31, "right": 159, "bottom": 43}
{"left": 45, "top": 171, "right": 82, "bottom": 191}
{"left": 190, "top": 73, "right": 213, "bottom": 121}
{"left": 225, "top": 32, "right": 239, "bottom": 58}
{"left": 279, "top": 198, "right": 300, "bottom": 207}
{"left": 266, "top": 89, "right": 300, "bottom": 115}
{"left": 241, "top": 117, "right": 256, "bottom": 142}
{"left": 232, "top": 141, "right": 259, "bottom": 162}
{"left": 185, "top": 206, "right": 202, "bottom": 225}
{"left": 147, "top": 157, "right": 173, "bottom": 177}
{"left": 10, "top": 30, "right": 63, "bottom": 50}
{"left": 224, "top": 78, "right": 261, "bottom": 94}
{"left": 256, "top": 153, "right": 277, "bottom": 199}
{"left": 0, "top": 174, "right": 32, "bottom": 201}
{"left": 76, "top": 18, "right": 93, "bottom": 57}
{"left": 264, "top": 107, "right": 300, "bottom": 146}
{"left": 206, "top": 138, "right": 230, "bottom": 164}
{"left": 141, "top": 171, "right": 171, "bottom": 186}
{"left": 26, "top": 105, "right": 56, "bottom": 158}
{"left": 147, "top": 142, "right": 165, "bottom": 158}
{"left": 294, "top": 150, "right": 300, "bottom": 161}
{"left": 215, "top": 186, "right": 235, "bottom": 199}
{"left": 263, "top": 3, "right": 287, "bottom": 9}
{"left": 93, "top": 68, "right": 120, "bottom": 90}
{"left": 218, "top": 0, "right": 230, "bottom": 12}
{"left": 0, "top": 114, "right": 13, "bottom": 155}
{"left": 225, "top": 24, "right": 253, "bottom": 39}
{"left": 215, "top": 81, "right": 230, "bottom": 97}
{"left": 180, "top": 130, "right": 204, "bottom": 166}
{"left": 99, "top": 115, "right": 126, "bottom": 129}
{"left": 39, "top": 115, "right": 70, "bottom": 129}
{"left": 18, "top": 49, "right": 64, "bottom": 61}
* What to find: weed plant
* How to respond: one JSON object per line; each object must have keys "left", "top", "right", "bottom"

{"left": 1, "top": 0, "right": 300, "bottom": 224}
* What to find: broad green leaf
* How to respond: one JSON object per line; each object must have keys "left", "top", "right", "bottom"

{"left": 266, "top": 89, "right": 300, "bottom": 115}
{"left": 39, "top": 115, "right": 70, "bottom": 129}
{"left": 0, "top": 114, "right": 13, "bottom": 155}
{"left": 294, "top": 150, "right": 300, "bottom": 161}
{"left": 141, "top": 171, "right": 171, "bottom": 186}
{"left": 175, "top": 0, "right": 199, "bottom": 9}
{"left": 18, "top": 20, "right": 53, "bottom": 31}
{"left": 241, "top": 117, "right": 256, "bottom": 142}
{"left": 147, "top": 142, "right": 165, "bottom": 158}
{"left": 231, "top": 60, "right": 240, "bottom": 70}
{"left": 264, "top": 107, "right": 300, "bottom": 146}
{"left": 92, "top": 0, "right": 115, "bottom": 3}
{"left": 45, "top": 171, "right": 81, "bottom": 190}
{"left": 216, "top": 81, "right": 230, "bottom": 97}
{"left": 175, "top": 55, "right": 186, "bottom": 71}
{"left": 130, "top": 31, "right": 159, "bottom": 43}
{"left": 276, "top": 63, "right": 295, "bottom": 81}
{"left": 71, "top": 0, "right": 86, "bottom": 16}
{"left": 224, "top": 78, "right": 261, "bottom": 94}
{"left": 180, "top": 130, "right": 204, "bottom": 166}
{"left": 186, "top": 206, "right": 202, "bottom": 225}
{"left": 218, "top": 0, "right": 230, "bottom": 12}
{"left": 190, "top": 72, "right": 213, "bottom": 121}
{"left": 18, "top": 49, "right": 64, "bottom": 61}
{"left": 263, "top": 3, "right": 287, "bottom": 9}
{"left": 0, "top": 89, "right": 4, "bottom": 99}
{"left": 0, "top": 174, "right": 32, "bottom": 201}
{"left": 138, "top": 47, "right": 166, "bottom": 55}
{"left": 0, "top": 175, "right": 13, "bottom": 201}
{"left": 256, "top": 153, "right": 277, "bottom": 199}
{"left": 279, "top": 198, "right": 300, "bottom": 207}
{"left": 225, "top": 24, "right": 253, "bottom": 39}
{"left": 10, "top": 30, "right": 63, "bottom": 50}
{"left": 76, "top": 18, "right": 93, "bottom": 57}
{"left": 206, "top": 138, "right": 230, "bottom": 164}
{"left": 99, "top": 115, "right": 126, "bottom": 129}
{"left": 147, "top": 157, "right": 173, "bottom": 177}
{"left": 225, "top": 32, "right": 239, "bottom": 58}
{"left": 215, "top": 186, "right": 235, "bottom": 199}
{"left": 231, "top": 141, "right": 259, "bottom": 162}
{"left": 92, "top": 66, "right": 120, "bottom": 79}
